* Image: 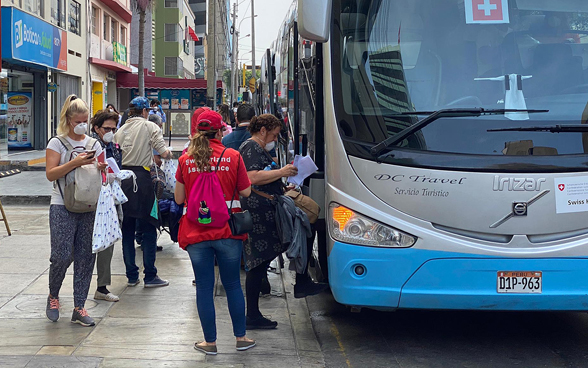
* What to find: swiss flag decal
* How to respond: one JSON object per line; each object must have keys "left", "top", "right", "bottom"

{"left": 465, "top": 0, "right": 509, "bottom": 24}
{"left": 558, "top": 184, "right": 565, "bottom": 191}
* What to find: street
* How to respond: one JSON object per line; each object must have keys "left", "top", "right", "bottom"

{"left": 307, "top": 292, "right": 588, "bottom": 368}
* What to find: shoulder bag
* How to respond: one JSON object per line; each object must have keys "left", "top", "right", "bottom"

{"left": 227, "top": 153, "right": 253, "bottom": 235}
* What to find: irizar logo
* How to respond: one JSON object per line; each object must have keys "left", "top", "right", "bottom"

{"left": 14, "top": 20, "right": 23, "bottom": 48}
{"left": 493, "top": 176, "right": 546, "bottom": 191}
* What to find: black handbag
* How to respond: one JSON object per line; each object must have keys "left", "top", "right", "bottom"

{"left": 227, "top": 154, "right": 253, "bottom": 235}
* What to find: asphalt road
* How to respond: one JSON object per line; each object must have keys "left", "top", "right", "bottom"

{"left": 307, "top": 292, "right": 588, "bottom": 368}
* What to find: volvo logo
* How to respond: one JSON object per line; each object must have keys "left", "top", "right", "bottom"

{"left": 490, "top": 190, "right": 550, "bottom": 228}
{"left": 512, "top": 202, "right": 527, "bottom": 216}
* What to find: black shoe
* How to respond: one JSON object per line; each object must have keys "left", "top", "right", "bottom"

{"left": 246, "top": 315, "right": 278, "bottom": 330}
{"left": 156, "top": 246, "right": 163, "bottom": 251}
{"left": 294, "top": 281, "right": 329, "bottom": 299}
{"left": 260, "top": 274, "right": 271, "bottom": 295}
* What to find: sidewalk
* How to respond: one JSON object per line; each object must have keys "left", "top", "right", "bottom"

{"left": 0, "top": 205, "right": 324, "bottom": 368}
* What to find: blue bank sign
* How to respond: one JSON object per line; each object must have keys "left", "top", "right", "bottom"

{"left": 1, "top": 7, "right": 68, "bottom": 71}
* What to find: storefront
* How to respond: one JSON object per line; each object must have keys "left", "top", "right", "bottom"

{"left": 89, "top": 41, "right": 132, "bottom": 115}
{"left": 1, "top": 6, "right": 67, "bottom": 150}
{"left": 117, "top": 72, "right": 223, "bottom": 137}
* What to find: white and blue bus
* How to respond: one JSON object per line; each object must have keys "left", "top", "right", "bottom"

{"left": 259, "top": 0, "right": 588, "bottom": 311}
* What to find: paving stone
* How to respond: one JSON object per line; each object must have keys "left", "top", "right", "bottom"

{"left": 0, "top": 258, "right": 49, "bottom": 275}
{"left": 99, "top": 358, "right": 240, "bottom": 368}
{"left": 120, "top": 276, "right": 196, "bottom": 298}
{"left": 0, "top": 274, "right": 42, "bottom": 296}
{"left": 106, "top": 295, "right": 199, "bottom": 319}
{"left": 0, "top": 347, "right": 40, "bottom": 356}
{"left": 0, "top": 319, "right": 97, "bottom": 347}
{"left": 0, "top": 355, "right": 33, "bottom": 368}
{"left": 74, "top": 344, "right": 206, "bottom": 362}
{"left": 36, "top": 345, "right": 76, "bottom": 356}
{"left": 23, "top": 355, "right": 102, "bottom": 368}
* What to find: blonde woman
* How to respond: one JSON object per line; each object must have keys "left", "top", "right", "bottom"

{"left": 45, "top": 95, "right": 107, "bottom": 326}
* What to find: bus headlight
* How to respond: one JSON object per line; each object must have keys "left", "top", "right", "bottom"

{"left": 329, "top": 204, "right": 417, "bottom": 248}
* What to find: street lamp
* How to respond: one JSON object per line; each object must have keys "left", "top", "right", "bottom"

{"left": 239, "top": 34, "right": 251, "bottom": 40}
{"left": 238, "top": 14, "right": 257, "bottom": 31}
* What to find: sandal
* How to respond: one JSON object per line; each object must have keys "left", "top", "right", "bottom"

{"left": 236, "top": 338, "right": 256, "bottom": 351}
{"left": 194, "top": 341, "right": 217, "bottom": 355}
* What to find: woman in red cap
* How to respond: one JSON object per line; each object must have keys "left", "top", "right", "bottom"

{"left": 174, "top": 110, "right": 256, "bottom": 355}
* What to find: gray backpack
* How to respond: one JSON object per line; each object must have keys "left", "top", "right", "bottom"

{"left": 54, "top": 136, "right": 102, "bottom": 213}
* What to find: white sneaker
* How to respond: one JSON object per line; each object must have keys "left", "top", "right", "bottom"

{"left": 94, "top": 290, "right": 120, "bottom": 302}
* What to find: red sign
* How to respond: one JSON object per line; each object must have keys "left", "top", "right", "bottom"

{"left": 558, "top": 184, "right": 565, "bottom": 191}
{"left": 465, "top": 0, "right": 509, "bottom": 24}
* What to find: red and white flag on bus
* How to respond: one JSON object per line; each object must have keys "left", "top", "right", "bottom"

{"left": 464, "top": 0, "right": 510, "bottom": 24}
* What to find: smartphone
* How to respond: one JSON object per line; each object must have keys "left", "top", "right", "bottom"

{"left": 84, "top": 150, "right": 96, "bottom": 159}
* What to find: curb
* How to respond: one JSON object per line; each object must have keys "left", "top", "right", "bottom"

{"left": 0, "top": 195, "right": 51, "bottom": 206}
{"left": 281, "top": 264, "right": 326, "bottom": 367}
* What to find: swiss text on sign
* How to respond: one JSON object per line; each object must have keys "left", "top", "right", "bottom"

{"left": 554, "top": 176, "right": 588, "bottom": 214}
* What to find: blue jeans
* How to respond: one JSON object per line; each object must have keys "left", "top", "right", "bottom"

{"left": 186, "top": 239, "right": 246, "bottom": 342}
{"left": 122, "top": 216, "right": 158, "bottom": 282}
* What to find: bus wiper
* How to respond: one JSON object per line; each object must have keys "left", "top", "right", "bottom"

{"left": 488, "top": 125, "right": 588, "bottom": 133}
{"left": 370, "top": 108, "right": 548, "bottom": 157}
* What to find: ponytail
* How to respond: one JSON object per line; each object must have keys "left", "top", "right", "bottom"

{"left": 57, "top": 95, "right": 89, "bottom": 136}
{"left": 187, "top": 130, "right": 218, "bottom": 172}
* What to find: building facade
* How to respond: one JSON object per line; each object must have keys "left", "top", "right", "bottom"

{"left": 1, "top": 0, "right": 90, "bottom": 150}
{"left": 88, "top": 0, "right": 132, "bottom": 116}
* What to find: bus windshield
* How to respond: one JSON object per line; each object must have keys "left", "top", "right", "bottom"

{"left": 333, "top": 0, "right": 588, "bottom": 157}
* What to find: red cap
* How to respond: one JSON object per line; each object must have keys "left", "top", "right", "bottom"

{"left": 190, "top": 107, "right": 211, "bottom": 136}
{"left": 197, "top": 110, "right": 224, "bottom": 131}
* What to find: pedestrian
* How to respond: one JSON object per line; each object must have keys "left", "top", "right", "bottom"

{"left": 239, "top": 114, "right": 328, "bottom": 329}
{"left": 114, "top": 96, "right": 172, "bottom": 288}
{"left": 217, "top": 104, "right": 233, "bottom": 136}
{"left": 150, "top": 99, "right": 167, "bottom": 125}
{"left": 230, "top": 102, "right": 238, "bottom": 126}
{"left": 174, "top": 110, "right": 256, "bottom": 354}
{"left": 106, "top": 103, "right": 122, "bottom": 128}
{"left": 90, "top": 109, "right": 123, "bottom": 302}
{"left": 148, "top": 114, "right": 164, "bottom": 168}
{"left": 222, "top": 104, "right": 256, "bottom": 151}
{"left": 45, "top": 94, "right": 108, "bottom": 326}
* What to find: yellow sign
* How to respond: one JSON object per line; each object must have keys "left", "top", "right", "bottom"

{"left": 248, "top": 77, "right": 256, "bottom": 93}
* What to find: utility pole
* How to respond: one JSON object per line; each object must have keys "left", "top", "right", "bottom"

{"left": 231, "top": 2, "right": 237, "bottom": 104}
{"left": 251, "top": 0, "right": 256, "bottom": 80}
{"left": 206, "top": 0, "right": 216, "bottom": 108}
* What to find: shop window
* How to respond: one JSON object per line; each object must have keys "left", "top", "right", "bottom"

{"left": 165, "top": 0, "right": 177, "bottom": 7}
{"left": 51, "top": 0, "right": 65, "bottom": 28}
{"left": 165, "top": 24, "right": 178, "bottom": 42}
{"left": 121, "top": 26, "right": 127, "bottom": 46}
{"left": 69, "top": 0, "right": 81, "bottom": 36}
{"left": 111, "top": 19, "right": 118, "bottom": 43}
{"left": 24, "top": 0, "right": 44, "bottom": 17}
{"left": 91, "top": 7, "right": 100, "bottom": 36}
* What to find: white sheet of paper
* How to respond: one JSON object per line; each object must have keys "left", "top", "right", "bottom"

{"left": 106, "top": 157, "right": 120, "bottom": 175}
{"left": 288, "top": 155, "right": 318, "bottom": 186}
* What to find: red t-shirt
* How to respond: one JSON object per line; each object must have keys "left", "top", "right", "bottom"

{"left": 175, "top": 139, "right": 251, "bottom": 249}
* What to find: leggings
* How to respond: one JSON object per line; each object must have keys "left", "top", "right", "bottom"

{"left": 48, "top": 205, "right": 96, "bottom": 308}
{"left": 245, "top": 259, "right": 271, "bottom": 318}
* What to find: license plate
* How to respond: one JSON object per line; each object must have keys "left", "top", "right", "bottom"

{"left": 497, "top": 271, "right": 542, "bottom": 294}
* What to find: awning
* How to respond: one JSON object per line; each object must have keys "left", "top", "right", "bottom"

{"left": 116, "top": 72, "right": 222, "bottom": 89}
{"left": 188, "top": 27, "right": 199, "bottom": 42}
{"left": 89, "top": 58, "right": 132, "bottom": 73}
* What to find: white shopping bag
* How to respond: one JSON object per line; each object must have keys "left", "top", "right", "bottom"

{"left": 162, "top": 159, "right": 178, "bottom": 192}
{"left": 111, "top": 180, "right": 128, "bottom": 205}
{"left": 92, "top": 183, "right": 122, "bottom": 253}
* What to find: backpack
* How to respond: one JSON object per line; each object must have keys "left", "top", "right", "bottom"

{"left": 54, "top": 136, "right": 103, "bottom": 213}
{"left": 186, "top": 149, "right": 230, "bottom": 227}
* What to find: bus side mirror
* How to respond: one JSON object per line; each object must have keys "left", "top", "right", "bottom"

{"left": 298, "top": 0, "right": 332, "bottom": 43}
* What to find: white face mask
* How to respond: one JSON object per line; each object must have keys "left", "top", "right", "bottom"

{"left": 73, "top": 123, "right": 87, "bottom": 135}
{"left": 103, "top": 131, "right": 114, "bottom": 143}
{"left": 265, "top": 141, "right": 276, "bottom": 152}
{"left": 109, "top": 108, "right": 114, "bottom": 113}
